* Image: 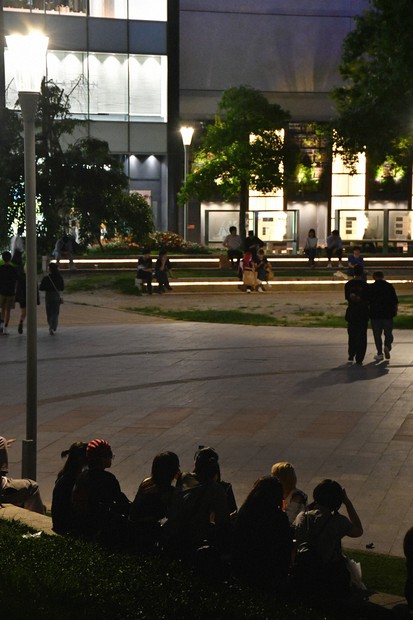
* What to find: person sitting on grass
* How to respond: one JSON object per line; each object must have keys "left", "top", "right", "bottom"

{"left": 0, "top": 435, "right": 45, "bottom": 514}
{"left": 52, "top": 441, "right": 88, "bottom": 534}
{"left": 129, "top": 451, "right": 180, "bottom": 551}
{"left": 293, "top": 479, "right": 363, "bottom": 600}
{"left": 231, "top": 476, "right": 293, "bottom": 592}
{"left": 71, "top": 439, "right": 130, "bottom": 547}
{"left": 271, "top": 461, "right": 307, "bottom": 524}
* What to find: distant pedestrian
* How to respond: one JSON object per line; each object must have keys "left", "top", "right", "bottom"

{"left": 254, "top": 248, "right": 272, "bottom": 292}
{"left": 10, "top": 225, "right": 24, "bottom": 267}
{"left": 244, "top": 230, "right": 265, "bottom": 259}
{"left": 0, "top": 251, "right": 18, "bottom": 335}
{"left": 39, "top": 262, "right": 64, "bottom": 335}
{"left": 344, "top": 264, "right": 370, "bottom": 365}
{"left": 369, "top": 271, "right": 398, "bottom": 362}
{"left": 347, "top": 246, "right": 365, "bottom": 279}
{"left": 52, "top": 234, "right": 75, "bottom": 269}
{"left": 242, "top": 250, "right": 256, "bottom": 293}
{"left": 155, "top": 248, "right": 173, "bottom": 294}
{"left": 223, "top": 226, "right": 243, "bottom": 269}
{"left": 303, "top": 228, "right": 318, "bottom": 268}
{"left": 326, "top": 230, "right": 344, "bottom": 268}
{"left": 136, "top": 248, "right": 153, "bottom": 295}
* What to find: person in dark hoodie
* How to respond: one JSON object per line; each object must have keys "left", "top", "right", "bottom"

{"left": 369, "top": 271, "right": 398, "bottom": 362}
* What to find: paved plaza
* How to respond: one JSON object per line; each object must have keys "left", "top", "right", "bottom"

{"left": 2, "top": 297, "right": 413, "bottom": 557}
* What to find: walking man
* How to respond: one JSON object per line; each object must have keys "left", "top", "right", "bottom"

{"left": 369, "top": 271, "right": 398, "bottom": 361}
{"left": 344, "top": 264, "right": 370, "bottom": 365}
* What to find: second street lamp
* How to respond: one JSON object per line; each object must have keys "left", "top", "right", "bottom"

{"left": 6, "top": 32, "right": 49, "bottom": 479}
{"left": 180, "top": 126, "right": 194, "bottom": 241}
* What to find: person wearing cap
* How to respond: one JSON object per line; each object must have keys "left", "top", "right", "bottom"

{"left": 71, "top": 439, "right": 130, "bottom": 544}
{"left": 0, "top": 436, "right": 45, "bottom": 514}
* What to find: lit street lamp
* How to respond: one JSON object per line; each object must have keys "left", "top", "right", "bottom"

{"left": 6, "top": 33, "right": 48, "bottom": 479}
{"left": 180, "top": 126, "right": 194, "bottom": 241}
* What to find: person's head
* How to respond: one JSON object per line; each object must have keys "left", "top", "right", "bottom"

{"left": 308, "top": 229, "right": 316, "bottom": 238}
{"left": 86, "top": 438, "right": 113, "bottom": 469}
{"left": 244, "top": 476, "right": 283, "bottom": 513}
{"left": 159, "top": 248, "right": 168, "bottom": 257}
{"left": 352, "top": 246, "right": 361, "bottom": 256}
{"left": 229, "top": 226, "right": 237, "bottom": 235}
{"left": 142, "top": 247, "right": 151, "bottom": 258}
{"left": 0, "top": 436, "right": 8, "bottom": 474}
{"left": 313, "top": 479, "right": 344, "bottom": 512}
{"left": 2, "top": 251, "right": 11, "bottom": 263}
{"left": 271, "top": 462, "right": 297, "bottom": 498}
{"left": 194, "top": 455, "right": 220, "bottom": 484}
{"left": 373, "top": 271, "right": 384, "bottom": 281}
{"left": 49, "top": 262, "right": 59, "bottom": 274}
{"left": 17, "top": 225, "right": 24, "bottom": 236}
{"left": 151, "top": 451, "right": 180, "bottom": 488}
{"left": 58, "top": 442, "right": 88, "bottom": 478}
{"left": 248, "top": 230, "right": 254, "bottom": 237}
{"left": 257, "top": 249, "right": 265, "bottom": 258}
{"left": 353, "top": 264, "right": 363, "bottom": 278}
{"left": 331, "top": 230, "right": 339, "bottom": 237}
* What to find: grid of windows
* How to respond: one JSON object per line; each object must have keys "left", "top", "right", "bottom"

{"left": 5, "top": 50, "right": 168, "bottom": 122}
{"left": 3, "top": 0, "right": 167, "bottom": 20}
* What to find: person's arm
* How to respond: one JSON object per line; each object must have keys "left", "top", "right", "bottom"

{"left": 342, "top": 488, "right": 363, "bottom": 538}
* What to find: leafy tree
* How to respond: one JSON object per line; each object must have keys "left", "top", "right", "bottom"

{"left": 178, "top": 85, "right": 291, "bottom": 239}
{"left": 66, "top": 137, "right": 128, "bottom": 247}
{"left": 331, "top": 0, "right": 413, "bottom": 168}
{"left": 107, "top": 191, "right": 154, "bottom": 245}
{"left": 0, "top": 108, "right": 24, "bottom": 248}
{"left": 35, "top": 79, "right": 79, "bottom": 249}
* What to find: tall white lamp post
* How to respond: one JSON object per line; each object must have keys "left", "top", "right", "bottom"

{"left": 180, "top": 126, "right": 194, "bottom": 241}
{"left": 6, "top": 33, "right": 49, "bottom": 479}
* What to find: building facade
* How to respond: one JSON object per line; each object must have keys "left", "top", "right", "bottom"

{"left": 180, "top": 0, "right": 412, "bottom": 254}
{"left": 1, "top": 0, "right": 181, "bottom": 233}
{"left": 3, "top": 0, "right": 410, "bottom": 253}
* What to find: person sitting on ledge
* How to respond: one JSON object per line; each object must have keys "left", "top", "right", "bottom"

{"left": 0, "top": 435, "right": 45, "bottom": 514}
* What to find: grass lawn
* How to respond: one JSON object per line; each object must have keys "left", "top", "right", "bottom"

{"left": 65, "top": 273, "right": 413, "bottom": 329}
{"left": 0, "top": 519, "right": 407, "bottom": 620}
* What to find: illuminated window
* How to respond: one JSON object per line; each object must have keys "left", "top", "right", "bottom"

{"left": 5, "top": 50, "right": 167, "bottom": 122}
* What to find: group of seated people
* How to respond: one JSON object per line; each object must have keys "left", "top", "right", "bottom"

{"left": 2, "top": 434, "right": 410, "bottom": 615}
{"left": 47, "top": 438, "right": 407, "bottom": 615}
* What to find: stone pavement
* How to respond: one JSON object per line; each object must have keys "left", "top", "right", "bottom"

{"left": 1, "top": 296, "right": 413, "bottom": 558}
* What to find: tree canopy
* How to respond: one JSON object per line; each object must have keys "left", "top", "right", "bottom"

{"left": 178, "top": 85, "right": 291, "bottom": 238}
{"left": 332, "top": 0, "right": 413, "bottom": 167}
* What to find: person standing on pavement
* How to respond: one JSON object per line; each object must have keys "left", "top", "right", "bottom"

{"left": 39, "top": 262, "right": 64, "bottom": 335}
{"left": 369, "top": 271, "right": 398, "bottom": 362}
{"left": 0, "top": 251, "right": 18, "bottom": 335}
{"left": 344, "top": 264, "right": 370, "bottom": 365}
